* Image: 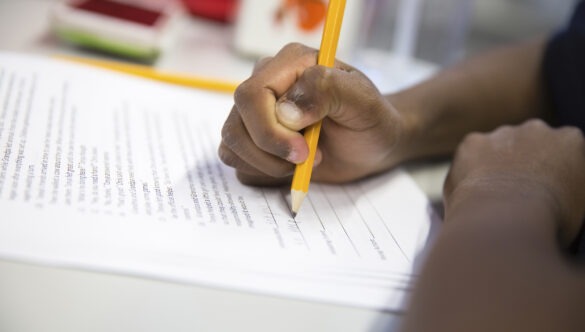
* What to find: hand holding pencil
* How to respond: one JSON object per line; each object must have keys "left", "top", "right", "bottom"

{"left": 218, "top": 2, "right": 410, "bottom": 212}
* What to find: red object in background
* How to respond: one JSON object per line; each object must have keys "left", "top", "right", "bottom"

{"left": 73, "top": 0, "right": 163, "bottom": 26}
{"left": 181, "top": 0, "right": 238, "bottom": 22}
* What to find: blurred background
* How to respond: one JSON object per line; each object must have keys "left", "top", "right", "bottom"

{"left": 152, "top": 0, "right": 577, "bottom": 64}
{"left": 174, "top": 0, "right": 577, "bottom": 65}
{"left": 361, "top": 0, "right": 576, "bottom": 65}
{"left": 0, "top": 0, "right": 579, "bottom": 69}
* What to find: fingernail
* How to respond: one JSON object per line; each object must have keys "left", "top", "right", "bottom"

{"left": 286, "top": 137, "right": 308, "bottom": 164}
{"left": 286, "top": 148, "right": 303, "bottom": 164}
{"left": 313, "top": 149, "right": 322, "bottom": 167}
{"left": 277, "top": 101, "right": 302, "bottom": 126}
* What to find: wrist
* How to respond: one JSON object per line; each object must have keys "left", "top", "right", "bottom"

{"left": 385, "top": 86, "right": 451, "bottom": 164}
{"left": 445, "top": 173, "right": 577, "bottom": 246}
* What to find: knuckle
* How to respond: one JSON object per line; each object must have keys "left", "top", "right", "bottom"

{"left": 442, "top": 168, "right": 462, "bottom": 204}
{"left": 282, "top": 42, "right": 311, "bottom": 55}
{"left": 221, "top": 124, "right": 241, "bottom": 152}
{"left": 493, "top": 124, "right": 513, "bottom": 135}
{"left": 456, "top": 132, "right": 487, "bottom": 157}
{"left": 236, "top": 170, "right": 283, "bottom": 187}
{"left": 233, "top": 84, "right": 249, "bottom": 106}
{"left": 233, "top": 80, "right": 256, "bottom": 106}
{"left": 559, "top": 125, "right": 583, "bottom": 137}
{"left": 559, "top": 126, "right": 585, "bottom": 146}
{"left": 289, "top": 68, "right": 335, "bottom": 118}
{"left": 220, "top": 115, "right": 232, "bottom": 138}
{"left": 236, "top": 171, "right": 289, "bottom": 187}
{"left": 236, "top": 171, "right": 261, "bottom": 186}
{"left": 254, "top": 128, "right": 287, "bottom": 156}
{"left": 523, "top": 118, "right": 547, "bottom": 128}
{"left": 461, "top": 131, "right": 485, "bottom": 145}
{"left": 443, "top": 174, "right": 454, "bottom": 198}
{"left": 263, "top": 161, "right": 294, "bottom": 179}
{"left": 519, "top": 118, "right": 550, "bottom": 133}
{"left": 308, "top": 66, "right": 333, "bottom": 92}
{"left": 253, "top": 56, "right": 273, "bottom": 72}
{"left": 264, "top": 167, "right": 291, "bottom": 179}
{"left": 279, "top": 43, "right": 318, "bottom": 64}
{"left": 218, "top": 144, "right": 239, "bottom": 168}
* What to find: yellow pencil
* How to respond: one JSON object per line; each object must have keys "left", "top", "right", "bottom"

{"left": 54, "top": 54, "right": 240, "bottom": 93}
{"left": 290, "top": 0, "right": 346, "bottom": 217}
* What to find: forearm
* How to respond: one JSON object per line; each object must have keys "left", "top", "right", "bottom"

{"left": 389, "top": 38, "right": 550, "bottom": 161}
{"left": 400, "top": 190, "right": 585, "bottom": 332}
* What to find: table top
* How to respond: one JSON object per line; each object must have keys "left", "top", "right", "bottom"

{"left": 0, "top": 1, "right": 447, "bottom": 331}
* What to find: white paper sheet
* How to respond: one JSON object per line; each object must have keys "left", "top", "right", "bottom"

{"left": 0, "top": 53, "right": 440, "bottom": 311}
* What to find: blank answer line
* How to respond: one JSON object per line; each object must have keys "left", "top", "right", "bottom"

{"left": 358, "top": 184, "right": 409, "bottom": 262}
{"left": 318, "top": 185, "right": 361, "bottom": 258}
{"left": 307, "top": 194, "right": 326, "bottom": 231}
{"left": 342, "top": 186, "right": 374, "bottom": 238}
{"left": 261, "top": 188, "right": 278, "bottom": 228}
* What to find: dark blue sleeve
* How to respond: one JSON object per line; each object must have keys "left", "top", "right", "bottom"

{"left": 543, "top": 1, "right": 585, "bottom": 131}
{"left": 543, "top": 1, "right": 585, "bottom": 258}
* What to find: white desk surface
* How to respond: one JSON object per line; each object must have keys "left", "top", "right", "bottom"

{"left": 0, "top": 1, "right": 448, "bottom": 331}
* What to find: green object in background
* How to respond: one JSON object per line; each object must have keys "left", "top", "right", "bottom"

{"left": 55, "top": 28, "right": 159, "bottom": 61}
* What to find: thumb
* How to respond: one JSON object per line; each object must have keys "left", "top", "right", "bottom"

{"left": 275, "top": 65, "right": 340, "bottom": 131}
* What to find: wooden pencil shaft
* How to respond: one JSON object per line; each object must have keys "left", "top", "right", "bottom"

{"left": 291, "top": 0, "right": 346, "bottom": 194}
{"left": 290, "top": 0, "right": 346, "bottom": 215}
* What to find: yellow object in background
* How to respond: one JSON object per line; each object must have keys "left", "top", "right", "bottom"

{"left": 55, "top": 54, "right": 239, "bottom": 93}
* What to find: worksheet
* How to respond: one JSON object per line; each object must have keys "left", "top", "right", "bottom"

{"left": 0, "top": 53, "right": 440, "bottom": 311}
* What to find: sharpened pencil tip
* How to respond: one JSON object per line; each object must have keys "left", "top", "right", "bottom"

{"left": 290, "top": 189, "right": 307, "bottom": 220}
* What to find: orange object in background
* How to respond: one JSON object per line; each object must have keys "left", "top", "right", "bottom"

{"left": 274, "top": 0, "right": 327, "bottom": 32}
{"left": 181, "top": 0, "right": 238, "bottom": 22}
{"left": 233, "top": 0, "right": 360, "bottom": 59}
